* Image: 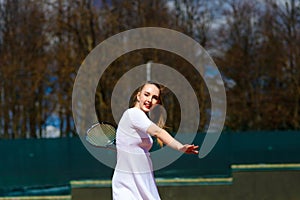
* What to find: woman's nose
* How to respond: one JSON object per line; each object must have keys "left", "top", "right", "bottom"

{"left": 145, "top": 96, "right": 151, "bottom": 102}
{"left": 146, "top": 96, "right": 152, "bottom": 102}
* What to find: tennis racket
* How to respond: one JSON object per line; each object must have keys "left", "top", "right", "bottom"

{"left": 86, "top": 122, "right": 116, "bottom": 150}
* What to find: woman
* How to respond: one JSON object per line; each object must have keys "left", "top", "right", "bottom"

{"left": 112, "top": 82, "right": 199, "bottom": 200}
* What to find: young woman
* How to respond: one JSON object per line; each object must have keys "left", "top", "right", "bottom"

{"left": 112, "top": 82, "right": 199, "bottom": 200}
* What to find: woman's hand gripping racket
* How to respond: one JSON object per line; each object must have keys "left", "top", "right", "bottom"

{"left": 86, "top": 122, "right": 116, "bottom": 150}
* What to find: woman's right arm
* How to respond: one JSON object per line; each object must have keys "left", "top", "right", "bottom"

{"left": 147, "top": 124, "right": 199, "bottom": 154}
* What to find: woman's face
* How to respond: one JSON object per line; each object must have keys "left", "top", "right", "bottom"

{"left": 135, "top": 84, "right": 160, "bottom": 113}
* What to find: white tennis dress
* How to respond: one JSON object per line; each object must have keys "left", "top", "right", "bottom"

{"left": 112, "top": 107, "right": 161, "bottom": 200}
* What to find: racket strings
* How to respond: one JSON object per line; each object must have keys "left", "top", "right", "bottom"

{"left": 86, "top": 123, "right": 116, "bottom": 147}
{"left": 101, "top": 124, "right": 116, "bottom": 141}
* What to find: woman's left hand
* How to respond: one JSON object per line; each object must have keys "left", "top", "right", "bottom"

{"left": 179, "top": 144, "right": 199, "bottom": 155}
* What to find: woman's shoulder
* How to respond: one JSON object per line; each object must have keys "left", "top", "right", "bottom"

{"left": 120, "top": 107, "right": 142, "bottom": 119}
{"left": 127, "top": 107, "right": 152, "bottom": 130}
{"left": 127, "top": 107, "right": 144, "bottom": 115}
{"left": 127, "top": 107, "right": 149, "bottom": 121}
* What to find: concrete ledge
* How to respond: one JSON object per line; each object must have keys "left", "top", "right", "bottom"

{"left": 70, "top": 177, "right": 233, "bottom": 189}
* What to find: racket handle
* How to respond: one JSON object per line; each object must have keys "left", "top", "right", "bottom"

{"left": 106, "top": 139, "right": 116, "bottom": 146}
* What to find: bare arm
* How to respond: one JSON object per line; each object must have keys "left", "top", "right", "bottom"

{"left": 147, "top": 124, "right": 199, "bottom": 154}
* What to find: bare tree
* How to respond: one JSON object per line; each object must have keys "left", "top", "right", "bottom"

{"left": 215, "top": 0, "right": 266, "bottom": 130}
{"left": 272, "top": 0, "right": 300, "bottom": 129}
{"left": 0, "top": 0, "right": 51, "bottom": 138}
